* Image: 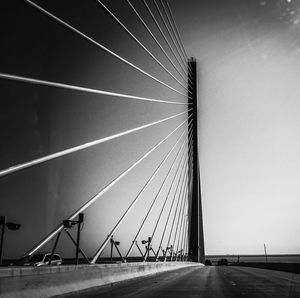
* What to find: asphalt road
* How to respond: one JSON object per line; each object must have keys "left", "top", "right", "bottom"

{"left": 67, "top": 266, "right": 300, "bottom": 298}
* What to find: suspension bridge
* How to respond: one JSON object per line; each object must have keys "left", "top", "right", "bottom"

{"left": 0, "top": 0, "right": 206, "bottom": 296}
{"left": 1, "top": 1, "right": 300, "bottom": 297}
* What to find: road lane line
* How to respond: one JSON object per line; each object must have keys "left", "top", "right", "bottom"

{"left": 280, "top": 277, "right": 300, "bottom": 284}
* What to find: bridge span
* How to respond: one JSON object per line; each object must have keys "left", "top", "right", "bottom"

{"left": 2, "top": 263, "right": 300, "bottom": 297}
{"left": 3, "top": 1, "right": 299, "bottom": 298}
{"left": 63, "top": 266, "right": 300, "bottom": 298}
{"left": 0, "top": 1, "right": 209, "bottom": 296}
{"left": 1, "top": 0, "right": 204, "bottom": 266}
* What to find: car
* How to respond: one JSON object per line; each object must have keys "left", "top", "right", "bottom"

{"left": 218, "top": 258, "right": 228, "bottom": 266}
{"left": 24, "top": 253, "right": 62, "bottom": 266}
{"left": 204, "top": 259, "right": 212, "bottom": 266}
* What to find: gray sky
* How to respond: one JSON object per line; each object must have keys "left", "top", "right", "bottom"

{"left": 1, "top": 0, "right": 300, "bottom": 259}
{"left": 172, "top": 0, "right": 300, "bottom": 255}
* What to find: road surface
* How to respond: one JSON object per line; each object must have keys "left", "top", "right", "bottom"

{"left": 66, "top": 266, "right": 300, "bottom": 297}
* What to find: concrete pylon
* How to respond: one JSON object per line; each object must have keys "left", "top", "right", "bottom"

{"left": 188, "top": 58, "right": 205, "bottom": 263}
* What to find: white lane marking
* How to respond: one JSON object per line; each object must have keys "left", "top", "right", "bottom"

{"left": 281, "top": 277, "right": 300, "bottom": 284}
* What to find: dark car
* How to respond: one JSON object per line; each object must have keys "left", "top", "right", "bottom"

{"left": 218, "top": 258, "right": 228, "bottom": 266}
{"left": 205, "top": 259, "right": 212, "bottom": 266}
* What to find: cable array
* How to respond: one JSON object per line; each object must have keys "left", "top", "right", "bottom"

{"left": 96, "top": 0, "right": 188, "bottom": 92}
{"left": 91, "top": 124, "right": 191, "bottom": 263}
{"left": 26, "top": 115, "right": 191, "bottom": 256}
{"left": 142, "top": 0, "right": 188, "bottom": 78}
{"left": 152, "top": 0, "right": 191, "bottom": 77}
{"left": 125, "top": 0, "right": 188, "bottom": 85}
{"left": 153, "top": 143, "right": 190, "bottom": 260}
{"left": 159, "top": 0, "right": 192, "bottom": 76}
{"left": 125, "top": 127, "right": 192, "bottom": 259}
{"left": 0, "top": 73, "right": 188, "bottom": 106}
{"left": 24, "top": 0, "right": 187, "bottom": 97}
{"left": 1, "top": 0, "right": 194, "bottom": 262}
{"left": 0, "top": 108, "right": 190, "bottom": 178}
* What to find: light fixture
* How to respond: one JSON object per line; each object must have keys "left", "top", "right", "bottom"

{"left": 0, "top": 216, "right": 21, "bottom": 265}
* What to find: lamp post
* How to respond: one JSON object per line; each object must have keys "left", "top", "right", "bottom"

{"left": 142, "top": 236, "right": 152, "bottom": 261}
{"left": 61, "top": 213, "right": 84, "bottom": 265}
{"left": 264, "top": 243, "right": 268, "bottom": 263}
{"left": 110, "top": 236, "right": 124, "bottom": 262}
{"left": 0, "top": 216, "right": 4, "bottom": 265}
{"left": 0, "top": 216, "right": 21, "bottom": 265}
{"left": 164, "top": 245, "right": 173, "bottom": 261}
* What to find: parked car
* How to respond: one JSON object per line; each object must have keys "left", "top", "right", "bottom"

{"left": 205, "top": 259, "right": 212, "bottom": 266}
{"left": 218, "top": 258, "right": 228, "bottom": 266}
{"left": 24, "top": 253, "right": 62, "bottom": 266}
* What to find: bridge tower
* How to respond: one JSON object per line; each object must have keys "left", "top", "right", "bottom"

{"left": 188, "top": 58, "right": 205, "bottom": 263}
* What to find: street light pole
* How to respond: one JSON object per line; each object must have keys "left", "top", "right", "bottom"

{"left": 75, "top": 213, "right": 84, "bottom": 265}
{"left": 264, "top": 243, "right": 268, "bottom": 263}
{"left": 0, "top": 216, "right": 6, "bottom": 265}
{"left": 0, "top": 216, "right": 21, "bottom": 265}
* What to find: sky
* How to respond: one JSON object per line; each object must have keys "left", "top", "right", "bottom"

{"left": 1, "top": 0, "right": 300, "bottom": 259}
{"left": 171, "top": 0, "right": 300, "bottom": 255}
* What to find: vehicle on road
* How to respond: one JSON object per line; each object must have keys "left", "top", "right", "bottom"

{"left": 205, "top": 259, "right": 212, "bottom": 266}
{"left": 24, "top": 253, "right": 62, "bottom": 266}
{"left": 218, "top": 258, "right": 228, "bottom": 266}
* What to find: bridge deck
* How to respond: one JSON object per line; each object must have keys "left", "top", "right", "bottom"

{"left": 62, "top": 266, "right": 300, "bottom": 298}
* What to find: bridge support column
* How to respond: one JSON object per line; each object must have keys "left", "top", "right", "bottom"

{"left": 188, "top": 58, "right": 205, "bottom": 263}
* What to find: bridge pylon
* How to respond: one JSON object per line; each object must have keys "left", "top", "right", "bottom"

{"left": 188, "top": 58, "right": 205, "bottom": 263}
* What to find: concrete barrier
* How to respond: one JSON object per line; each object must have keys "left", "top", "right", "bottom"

{"left": 0, "top": 262, "right": 202, "bottom": 297}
